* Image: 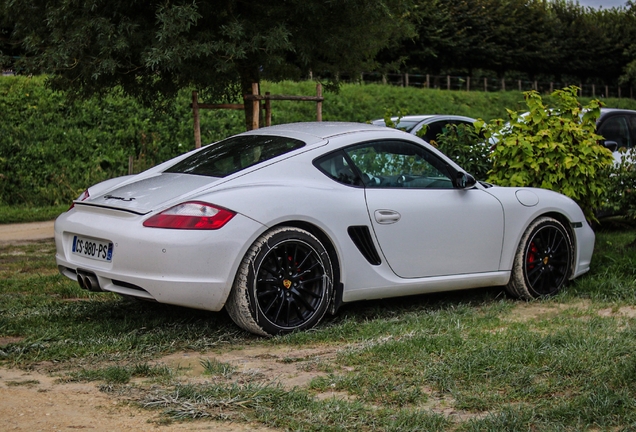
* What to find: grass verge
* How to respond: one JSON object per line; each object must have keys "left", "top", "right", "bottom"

{"left": 1, "top": 226, "right": 636, "bottom": 430}
{"left": 0, "top": 204, "right": 67, "bottom": 224}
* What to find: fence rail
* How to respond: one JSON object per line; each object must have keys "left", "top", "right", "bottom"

{"left": 3, "top": 69, "right": 631, "bottom": 99}
{"left": 359, "top": 72, "right": 633, "bottom": 99}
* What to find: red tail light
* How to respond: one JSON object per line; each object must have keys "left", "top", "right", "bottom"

{"left": 69, "top": 189, "right": 90, "bottom": 210}
{"left": 143, "top": 201, "right": 236, "bottom": 230}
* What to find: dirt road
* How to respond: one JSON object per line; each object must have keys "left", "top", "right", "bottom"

{"left": 0, "top": 222, "right": 279, "bottom": 431}
{"left": 0, "top": 220, "right": 55, "bottom": 243}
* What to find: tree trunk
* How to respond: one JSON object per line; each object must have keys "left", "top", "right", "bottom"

{"left": 239, "top": 62, "right": 261, "bottom": 131}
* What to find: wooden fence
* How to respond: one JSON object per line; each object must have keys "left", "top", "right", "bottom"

{"left": 359, "top": 72, "right": 633, "bottom": 99}
{"left": 191, "top": 83, "right": 324, "bottom": 148}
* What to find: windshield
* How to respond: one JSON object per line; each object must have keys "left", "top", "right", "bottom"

{"left": 165, "top": 135, "right": 305, "bottom": 177}
{"left": 393, "top": 120, "right": 421, "bottom": 132}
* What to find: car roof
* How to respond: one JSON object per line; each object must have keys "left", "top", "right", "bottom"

{"left": 600, "top": 108, "right": 636, "bottom": 116}
{"left": 372, "top": 114, "right": 476, "bottom": 123}
{"left": 242, "top": 121, "right": 390, "bottom": 141}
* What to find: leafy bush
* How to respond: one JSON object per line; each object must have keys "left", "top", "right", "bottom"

{"left": 0, "top": 76, "right": 243, "bottom": 206}
{"left": 478, "top": 86, "right": 614, "bottom": 221}
{"left": 2, "top": 77, "right": 634, "bottom": 207}
{"left": 424, "top": 123, "right": 491, "bottom": 180}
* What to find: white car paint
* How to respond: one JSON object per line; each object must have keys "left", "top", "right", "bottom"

{"left": 55, "top": 122, "right": 595, "bottom": 333}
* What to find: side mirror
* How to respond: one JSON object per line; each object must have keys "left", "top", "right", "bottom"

{"left": 603, "top": 140, "right": 618, "bottom": 152}
{"left": 456, "top": 172, "right": 477, "bottom": 189}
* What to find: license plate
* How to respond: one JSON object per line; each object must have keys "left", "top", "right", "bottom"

{"left": 72, "top": 235, "right": 113, "bottom": 262}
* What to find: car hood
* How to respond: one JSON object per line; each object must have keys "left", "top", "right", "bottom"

{"left": 84, "top": 173, "right": 218, "bottom": 214}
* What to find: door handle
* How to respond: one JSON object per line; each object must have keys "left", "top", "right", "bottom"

{"left": 374, "top": 209, "right": 401, "bottom": 224}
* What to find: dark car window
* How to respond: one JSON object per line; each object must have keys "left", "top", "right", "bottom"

{"left": 314, "top": 151, "right": 364, "bottom": 186}
{"left": 419, "top": 120, "right": 472, "bottom": 144}
{"left": 392, "top": 120, "right": 421, "bottom": 132}
{"left": 420, "top": 121, "right": 449, "bottom": 143}
{"left": 599, "top": 116, "right": 632, "bottom": 149}
{"left": 629, "top": 116, "right": 636, "bottom": 144}
{"left": 165, "top": 135, "right": 305, "bottom": 177}
{"left": 345, "top": 140, "right": 454, "bottom": 189}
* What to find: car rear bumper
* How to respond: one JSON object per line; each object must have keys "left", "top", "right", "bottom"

{"left": 55, "top": 206, "right": 264, "bottom": 311}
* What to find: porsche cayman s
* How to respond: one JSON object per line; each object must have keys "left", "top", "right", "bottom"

{"left": 55, "top": 122, "right": 595, "bottom": 336}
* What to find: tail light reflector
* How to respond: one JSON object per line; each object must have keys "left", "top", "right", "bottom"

{"left": 143, "top": 201, "right": 236, "bottom": 230}
{"left": 69, "top": 189, "right": 90, "bottom": 210}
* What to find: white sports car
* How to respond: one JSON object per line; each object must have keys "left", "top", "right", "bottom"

{"left": 55, "top": 122, "right": 595, "bottom": 336}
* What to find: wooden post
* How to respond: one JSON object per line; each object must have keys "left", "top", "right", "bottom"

{"left": 484, "top": 78, "right": 487, "bottom": 92}
{"left": 467, "top": 76, "right": 470, "bottom": 92}
{"left": 192, "top": 91, "right": 201, "bottom": 149}
{"left": 265, "top": 92, "right": 272, "bottom": 127}
{"left": 550, "top": 82, "right": 553, "bottom": 93}
{"left": 316, "top": 83, "right": 323, "bottom": 121}
{"left": 518, "top": 80, "right": 522, "bottom": 91}
{"left": 251, "top": 83, "right": 259, "bottom": 130}
{"left": 426, "top": 74, "right": 430, "bottom": 88}
{"left": 592, "top": 84, "right": 595, "bottom": 97}
{"left": 128, "top": 156, "right": 133, "bottom": 175}
{"left": 605, "top": 85, "right": 609, "bottom": 97}
{"left": 533, "top": 81, "right": 538, "bottom": 91}
{"left": 404, "top": 73, "right": 409, "bottom": 87}
{"left": 447, "top": 75, "right": 451, "bottom": 90}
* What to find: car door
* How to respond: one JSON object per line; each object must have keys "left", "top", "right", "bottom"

{"left": 345, "top": 140, "right": 504, "bottom": 279}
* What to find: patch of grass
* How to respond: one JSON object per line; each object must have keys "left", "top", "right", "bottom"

{"left": 0, "top": 205, "right": 67, "bottom": 224}
{"left": 200, "top": 358, "right": 236, "bottom": 378}
{"left": 64, "top": 363, "right": 172, "bottom": 384}
{"left": 141, "top": 382, "right": 451, "bottom": 430}
{"left": 3, "top": 227, "right": 636, "bottom": 429}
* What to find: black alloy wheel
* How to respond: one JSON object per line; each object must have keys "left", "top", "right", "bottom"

{"left": 225, "top": 226, "right": 333, "bottom": 336}
{"left": 506, "top": 217, "right": 573, "bottom": 300}
{"left": 522, "top": 223, "right": 571, "bottom": 296}
{"left": 255, "top": 239, "right": 327, "bottom": 329}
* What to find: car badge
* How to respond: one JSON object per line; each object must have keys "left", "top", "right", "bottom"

{"left": 543, "top": 257, "right": 549, "bottom": 265}
{"left": 104, "top": 194, "right": 135, "bottom": 202}
{"left": 283, "top": 280, "right": 292, "bottom": 289}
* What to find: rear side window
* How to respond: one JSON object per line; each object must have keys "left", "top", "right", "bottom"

{"left": 165, "top": 135, "right": 305, "bottom": 177}
{"left": 314, "top": 150, "right": 364, "bottom": 186}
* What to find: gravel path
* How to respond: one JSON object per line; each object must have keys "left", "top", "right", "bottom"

{"left": 0, "top": 221, "right": 54, "bottom": 243}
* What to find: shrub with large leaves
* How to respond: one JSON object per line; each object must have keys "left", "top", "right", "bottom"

{"left": 478, "top": 86, "right": 614, "bottom": 221}
{"left": 425, "top": 123, "right": 490, "bottom": 180}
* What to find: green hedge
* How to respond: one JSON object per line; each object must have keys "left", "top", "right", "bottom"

{"left": 2, "top": 76, "right": 636, "bottom": 206}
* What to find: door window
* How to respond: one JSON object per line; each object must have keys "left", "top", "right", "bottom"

{"left": 345, "top": 141, "right": 454, "bottom": 189}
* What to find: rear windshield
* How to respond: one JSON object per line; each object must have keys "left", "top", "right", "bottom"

{"left": 165, "top": 135, "right": 305, "bottom": 177}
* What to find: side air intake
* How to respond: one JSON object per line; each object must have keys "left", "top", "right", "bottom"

{"left": 347, "top": 226, "right": 382, "bottom": 266}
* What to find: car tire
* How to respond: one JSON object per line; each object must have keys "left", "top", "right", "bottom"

{"left": 225, "top": 226, "right": 333, "bottom": 336}
{"left": 505, "top": 217, "right": 573, "bottom": 300}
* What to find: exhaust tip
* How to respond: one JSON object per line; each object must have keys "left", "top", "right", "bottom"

{"left": 77, "top": 273, "right": 87, "bottom": 290}
{"left": 76, "top": 270, "right": 102, "bottom": 292}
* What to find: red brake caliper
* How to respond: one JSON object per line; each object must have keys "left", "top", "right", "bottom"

{"left": 528, "top": 242, "right": 538, "bottom": 270}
